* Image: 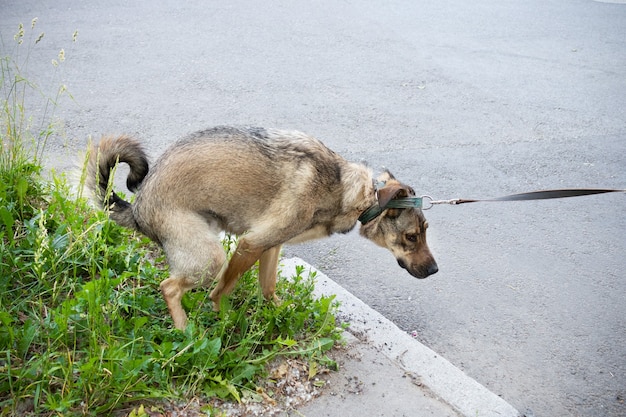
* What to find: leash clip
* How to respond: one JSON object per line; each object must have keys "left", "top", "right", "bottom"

{"left": 421, "top": 195, "right": 462, "bottom": 210}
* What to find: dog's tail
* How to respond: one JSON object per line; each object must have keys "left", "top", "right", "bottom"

{"left": 85, "top": 135, "right": 149, "bottom": 230}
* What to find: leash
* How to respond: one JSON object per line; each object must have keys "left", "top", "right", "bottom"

{"left": 359, "top": 187, "right": 624, "bottom": 224}
{"left": 422, "top": 188, "right": 626, "bottom": 209}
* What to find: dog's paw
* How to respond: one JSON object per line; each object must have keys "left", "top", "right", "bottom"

{"left": 172, "top": 313, "right": 188, "bottom": 330}
{"left": 270, "top": 294, "right": 282, "bottom": 306}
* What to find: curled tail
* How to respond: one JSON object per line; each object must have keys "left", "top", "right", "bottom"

{"left": 86, "top": 135, "right": 149, "bottom": 230}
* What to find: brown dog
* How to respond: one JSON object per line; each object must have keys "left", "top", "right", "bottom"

{"left": 86, "top": 126, "right": 438, "bottom": 329}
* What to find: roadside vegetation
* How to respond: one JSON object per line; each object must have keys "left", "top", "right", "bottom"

{"left": 0, "top": 20, "right": 340, "bottom": 416}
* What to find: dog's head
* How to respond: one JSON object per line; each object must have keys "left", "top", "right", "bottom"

{"left": 359, "top": 171, "right": 438, "bottom": 278}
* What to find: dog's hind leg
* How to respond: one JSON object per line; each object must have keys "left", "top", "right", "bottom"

{"left": 160, "top": 275, "right": 199, "bottom": 330}
{"left": 258, "top": 245, "right": 282, "bottom": 303}
{"left": 209, "top": 238, "right": 265, "bottom": 311}
{"left": 160, "top": 225, "right": 226, "bottom": 329}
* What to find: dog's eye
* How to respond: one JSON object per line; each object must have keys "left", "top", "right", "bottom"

{"left": 405, "top": 233, "right": 418, "bottom": 242}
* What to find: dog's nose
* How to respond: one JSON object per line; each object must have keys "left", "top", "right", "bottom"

{"left": 427, "top": 262, "right": 439, "bottom": 276}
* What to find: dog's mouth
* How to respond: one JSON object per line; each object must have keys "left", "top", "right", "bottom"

{"left": 397, "top": 258, "right": 439, "bottom": 279}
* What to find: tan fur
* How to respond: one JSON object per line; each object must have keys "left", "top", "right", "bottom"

{"left": 85, "top": 126, "right": 437, "bottom": 329}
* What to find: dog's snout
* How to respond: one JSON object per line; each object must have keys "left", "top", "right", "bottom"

{"left": 398, "top": 258, "right": 438, "bottom": 279}
{"left": 397, "top": 258, "right": 408, "bottom": 270}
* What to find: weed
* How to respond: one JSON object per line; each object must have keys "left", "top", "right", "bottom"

{"left": 0, "top": 19, "right": 340, "bottom": 416}
{"left": 1, "top": 18, "right": 77, "bottom": 163}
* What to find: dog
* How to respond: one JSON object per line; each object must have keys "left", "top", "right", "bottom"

{"left": 86, "top": 126, "right": 438, "bottom": 329}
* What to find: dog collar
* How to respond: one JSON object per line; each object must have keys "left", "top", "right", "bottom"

{"left": 358, "top": 197, "right": 424, "bottom": 224}
{"left": 358, "top": 180, "right": 424, "bottom": 224}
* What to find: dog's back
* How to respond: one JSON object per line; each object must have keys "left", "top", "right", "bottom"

{"left": 133, "top": 127, "right": 372, "bottom": 243}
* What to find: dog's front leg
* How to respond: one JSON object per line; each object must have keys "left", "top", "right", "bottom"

{"left": 258, "top": 245, "right": 282, "bottom": 304}
{"left": 210, "top": 239, "right": 264, "bottom": 311}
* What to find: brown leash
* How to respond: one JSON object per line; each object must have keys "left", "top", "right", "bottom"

{"left": 422, "top": 188, "right": 626, "bottom": 209}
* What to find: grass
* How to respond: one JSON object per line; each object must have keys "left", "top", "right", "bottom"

{"left": 0, "top": 19, "right": 341, "bottom": 416}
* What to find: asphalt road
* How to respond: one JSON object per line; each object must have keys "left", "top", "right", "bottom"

{"left": 2, "top": 1, "right": 625, "bottom": 416}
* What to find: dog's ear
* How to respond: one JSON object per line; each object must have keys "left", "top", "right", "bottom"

{"left": 377, "top": 170, "right": 416, "bottom": 210}
{"left": 378, "top": 183, "right": 414, "bottom": 208}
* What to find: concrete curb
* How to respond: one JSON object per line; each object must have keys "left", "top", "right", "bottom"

{"left": 281, "top": 257, "right": 521, "bottom": 417}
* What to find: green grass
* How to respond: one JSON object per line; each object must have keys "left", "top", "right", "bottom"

{"left": 0, "top": 19, "right": 340, "bottom": 417}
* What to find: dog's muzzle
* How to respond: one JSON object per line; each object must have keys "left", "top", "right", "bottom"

{"left": 397, "top": 258, "right": 439, "bottom": 279}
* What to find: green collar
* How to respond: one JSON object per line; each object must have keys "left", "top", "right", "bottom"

{"left": 358, "top": 204, "right": 386, "bottom": 225}
{"left": 358, "top": 195, "right": 424, "bottom": 225}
